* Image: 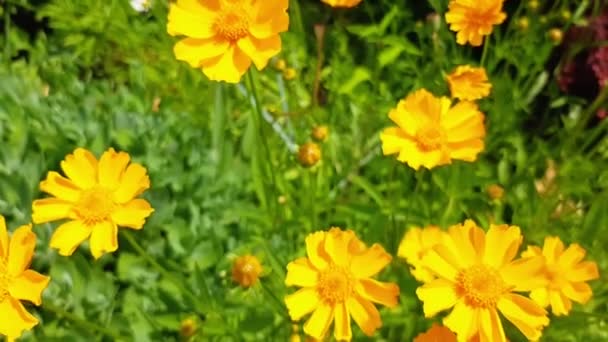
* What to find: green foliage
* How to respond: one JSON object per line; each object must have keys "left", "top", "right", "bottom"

{"left": 0, "top": 0, "right": 606, "bottom": 341}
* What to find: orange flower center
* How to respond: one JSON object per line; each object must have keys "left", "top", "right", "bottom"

{"left": 74, "top": 186, "right": 116, "bottom": 225}
{"left": 317, "top": 265, "right": 354, "bottom": 305}
{"left": 415, "top": 125, "right": 445, "bottom": 151}
{"left": 213, "top": 1, "right": 250, "bottom": 42}
{"left": 0, "top": 260, "right": 11, "bottom": 302}
{"left": 455, "top": 264, "right": 508, "bottom": 308}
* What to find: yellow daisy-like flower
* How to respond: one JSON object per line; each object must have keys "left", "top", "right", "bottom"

{"left": 522, "top": 236, "right": 599, "bottom": 316}
{"left": 284, "top": 228, "right": 400, "bottom": 341}
{"left": 321, "top": 0, "right": 362, "bottom": 8}
{"left": 446, "top": 66, "right": 492, "bottom": 101}
{"left": 414, "top": 324, "right": 457, "bottom": 342}
{"left": 167, "top": 0, "right": 289, "bottom": 83}
{"left": 397, "top": 225, "right": 447, "bottom": 283}
{"left": 232, "top": 254, "right": 263, "bottom": 288}
{"left": 380, "top": 89, "right": 486, "bottom": 170}
{"left": 0, "top": 217, "right": 50, "bottom": 342}
{"left": 32, "top": 148, "right": 154, "bottom": 259}
{"left": 445, "top": 0, "right": 507, "bottom": 46}
{"left": 416, "top": 220, "right": 549, "bottom": 342}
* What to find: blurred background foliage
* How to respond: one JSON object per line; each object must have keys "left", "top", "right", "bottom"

{"left": 0, "top": 0, "right": 606, "bottom": 341}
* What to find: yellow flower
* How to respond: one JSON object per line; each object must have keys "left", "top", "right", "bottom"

{"left": 446, "top": 66, "right": 492, "bottom": 101}
{"left": 284, "top": 228, "right": 399, "bottom": 341}
{"left": 0, "top": 217, "right": 50, "bottom": 341}
{"left": 321, "top": 0, "right": 362, "bottom": 8}
{"left": 298, "top": 142, "right": 322, "bottom": 168}
{"left": 445, "top": 0, "right": 507, "bottom": 46}
{"left": 414, "top": 324, "right": 457, "bottom": 342}
{"left": 232, "top": 255, "right": 263, "bottom": 288}
{"left": 380, "top": 89, "right": 486, "bottom": 170}
{"left": 416, "top": 220, "right": 549, "bottom": 341}
{"left": 486, "top": 184, "right": 505, "bottom": 201}
{"left": 167, "top": 0, "right": 289, "bottom": 83}
{"left": 32, "top": 148, "right": 154, "bottom": 259}
{"left": 283, "top": 67, "right": 298, "bottom": 80}
{"left": 397, "top": 226, "right": 446, "bottom": 283}
{"left": 522, "top": 237, "right": 599, "bottom": 316}
{"left": 179, "top": 317, "right": 198, "bottom": 338}
{"left": 311, "top": 125, "right": 329, "bottom": 142}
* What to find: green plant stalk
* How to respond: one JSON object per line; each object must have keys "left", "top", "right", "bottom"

{"left": 290, "top": 0, "right": 305, "bottom": 37}
{"left": 44, "top": 302, "right": 123, "bottom": 340}
{"left": 480, "top": 35, "right": 490, "bottom": 68}
{"left": 568, "top": 86, "right": 608, "bottom": 150}
{"left": 4, "top": 1, "right": 11, "bottom": 66}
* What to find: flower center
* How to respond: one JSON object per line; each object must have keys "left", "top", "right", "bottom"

{"left": 213, "top": 1, "right": 250, "bottom": 42}
{"left": 0, "top": 260, "right": 11, "bottom": 302}
{"left": 415, "top": 125, "right": 445, "bottom": 151}
{"left": 317, "top": 265, "right": 354, "bottom": 305}
{"left": 455, "top": 264, "right": 508, "bottom": 308}
{"left": 74, "top": 186, "right": 116, "bottom": 225}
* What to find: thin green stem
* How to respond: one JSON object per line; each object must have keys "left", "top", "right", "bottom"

{"left": 4, "top": 1, "right": 11, "bottom": 66}
{"left": 290, "top": 0, "right": 305, "bottom": 37}
{"left": 567, "top": 86, "right": 608, "bottom": 150}
{"left": 480, "top": 35, "right": 490, "bottom": 68}
{"left": 44, "top": 303, "right": 123, "bottom": 340}
{"left": 309, "top": 171, "right": 317, "bottom": 231}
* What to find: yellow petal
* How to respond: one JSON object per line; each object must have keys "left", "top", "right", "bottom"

{"left": 500, "top": 256, "right": 546, "bottom": 291}
{"left": 346, "top": 295, "right": 381, "bottom": 336}
{"left": 380, "top": 127, "right": 411, "bottom": 156}
{"left": 285, "top": 258, "right": 318, "bottom": 287}
{"left": 497, "top": 294, "right": 549, "bottom": 340}
{"left": 32, "top": 198, "right": 74, "bottom": 224}
{"left": 443, "top": 301, "right": 478, "bottom": 341}
{"left": 350, "top": 243, "right": 392, "bottom": 278}
{"left": 447, "top": 221, "right": 481, "bottom": 267}
{"left": 557, "top": 243, "right": 586, "bottom": 267}
{"left": 39, "top": 171, "right": 81, "bottom": 201}
{"left": 416, "top": 279, "right": 458, "bottom": 317}
{"left": 356, "top": 278, "right": 399, "bottom": 308}
{"left": 60, "top": 148, "right": 98, "bottom": 189}
{"left": 447, "top": 139, "right": 485, "bottom": 162}
{"left": 111, "top": 199, "right": 154, "bottom": 229}
{"left": 483, "top": 224, "right": 522, "bottom": 268}
{"left": 237, "top": 35, "right": 281, "bottom": 70}
{"left": 98, "top": 148, "right": 130, "bottom": 190}
{"left": 562, "top": 281, "right": 593, "bottom": 304}
{"left": 303, "top": 303, "right": 334, "bottom": 340}
{"left": 549, "top": 290, "right": 572, "bottom": 316}
{"left": 8, "top": 270, "right": 50, "bottom": 306}
{"left": 324, "top": 228, "right": 355, "bottom": 267}
{"left": 89, "top": 221, "right": 118, "bottom": 259}
{"left": 566, "top": 261, "right": 599, "bottom": 282}
{"left": 200, "top": 45, "right": 252, "bottom": 84}
{"left": 167, "top": 2, "right": 215, "bottom": 39}
{"left": 174, "top": 37, "right": 230, "bottom": 68}
{"left": 0, "top": 297, "right": 38, "bottom": 341}
{"left": 306, "top": 231, "right": 329, "bottom": 270}
{"left": 49, "top": 220, "right": 92, "bottom": 256}
{"left": 422, "top": 247, "right": 460, "bottom": 282}
{"left": 333, "top": 302, "right": 351, "bottom": 341}
{"left": 443, "top": 101, "right": 485, "bottom": 142}
{"left": 478, "top": 308, "right": 506, "bottom": 342}
{"left": 249, "top": 4, "right": 289, "bottom": 39}
{"left": 0, "top": 215, "right": 8, "bottom": 259}
{"left": 7, "top": 225, "right": 35, "bottom": 276}
{"left": 285, "top": 288, "right": 320, "bottom": 321}
{"left": 541, "top": 236, "right": 564, "bottom": 264}
{"left": 530, "top": 288, "right": 550, "bottom": 308}
{"left": 113, "top": 163, "right": 150, "bottom": 204}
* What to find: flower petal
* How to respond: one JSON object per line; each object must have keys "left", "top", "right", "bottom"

{"left": 478, "top": 308, "right": 507, "bottom": 342}
{"left": 346, "top": 295, "right": 381, "bottom": 336}
{"left": 350, "top": 243, "right": 392, "bottom": 278}
{"left": 7, "top": 225, "right": 35, "bottom": 276}
{"left": 443, "top": 301, "right": 479, "bottom": 341}
{"left": 422, "top": 247, "right": 460, "bottom": 282}
{"left": 497, "top": 294, "right": 549, "bottom": 340}
{"left": 0, "top": 297, "right": 38, "bottom": 341}
{"left": 8, "top": 270, "right": 50, "bottom": 306}
{"left": 201, "top": 45, "right": 252, "bottom": 84}
{"left": 566, "top": 261, "right": 599, "bottom": 282}
{"left": 541, "top": 236, "right": 564, "bottom": 264}
{"left": 111, "top": 199, "right": 154, "bottom": 229}
{"left": 306, "top": 231, "right": 329, "bottom": 270}
{"left": 483, "top": 224, "right": 523, "bottom": 268}
{"left": 285, "top": 288, "right": 320, "bottom": 321}
{"left": 285, "top": 257, "right": 319, "bottom": 287}
{"left": 324, "top": 228, "right": 355, "bottom": 266}
{"left": 237, "top": 35, "right": 281, "bottom": 70}
{"left": 549, "top": 290, "right": 572, "bottom": 316}
{"left": 98, "top": 148, "right": 130, "bottom": 190}
{"left": 416, "top": 279, "right": 458, "bottom": 317}
{"left": 380, "top": 127, "right": 411, "bottom": 156}
{"left": 303, "top": 303, "right": 334, "bottom": 340}
{"left": 89, "top": 221, "right": 118, "bottom": 259}
{"left": 32, "top": 198, "right": 74, "bottom": 224}
{"left": 356, "top": 278, "right": 399, "bottom": 308}
{"left": 60, "top": 148, "right": 98, "bottom": 189}
{"left": 39, "top": 171, "right": 81, "bottom": 202}
{"left": 530, "top": 288, "right": 550, "bottom": 308}
{"left": 500, "top": 256, "right": 546, "bottom": 291}
{"left": 562, "top": 281, "right": 593, "bottom": 304}
{"left": 249, "top": 4, "right": 289, "bottom": 39}
{"left": 447, "top": 220, "right": 483, "bottom": 266}
{"left": 0, "top": 216, "right": 8, "bottom": 259}
{"left": 333, "top": 302, "right": 351, "bottom": 341}
{"left": 113, "top": 163, "right": 150, "bottom": 204}
{"left": 167, "top": 2, "right": 215, "bottom": 39}
{"left": 174, "top": 37, "right": 230, "bottom": 68}
{"left": 49, "top": 220, "right": 92, "bottom": 256}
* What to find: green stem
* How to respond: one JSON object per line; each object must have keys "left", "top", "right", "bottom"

{"left": 480, "top": 35, "right": 490, "bottom": 68}
{"left": 290, "top": 0, "right": 305, "bottom": 37}
{"left": 568, "top": 86, "right": 608, "bottom": 150}
{"left": 309, "top": 171, "right": 317, "bottom": 231}
{"left": 44, "top": 303, "right": 123, "bottom": 340}
{"left": 4, "top": 1, "right": 11, "bottom": 66}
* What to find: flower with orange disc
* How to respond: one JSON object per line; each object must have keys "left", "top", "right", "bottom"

{"left": 445, "top": 0, "right": 507, "bottom": 46}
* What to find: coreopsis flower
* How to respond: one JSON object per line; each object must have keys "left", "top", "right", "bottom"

{"left": 311, "top": 125, "right": 329, "bottom": 142}
{"left": 298, "top": 143, "right": 322, "bottom": 168}
{"left": 446, "top": 66, "right": 492, "bottom": 101}
{"left": 522, "top": 236, "right": 599, "bottom": 316}
{"left": 416, "top": 220, "right": 549, "bottom": 341}
{"left": 32, "top": 148, "right": 154, "bottom": 259}
{"left": 397, "top": 225, "right": 447, "bottom": 283}
{"left": 380, "top": 89, "right": 486, "bottom": 170}
{"left": 445, "top": 0, "right": 507, "bottom": 46}
{"left": 414, "top": 324, "right": 457, "bottom": 342}
{"left": 232, "top": 255, "right": 263, "bottom": 288}
{"left": 167, "top": 0, "right": 289, "bottom": 83}
{"left": 179, "top": 317, "right": 198, "bottom": 338}
{"left": 321, "top": 0, "right": 363, "bottom": 8}
{"left": 284, "top": 228, "right": 399, "bottom": 341}
{"left": 0, "top": 217, "right": 50, "bottom": 341}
